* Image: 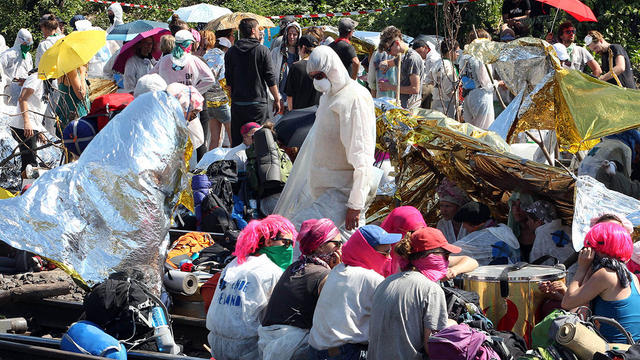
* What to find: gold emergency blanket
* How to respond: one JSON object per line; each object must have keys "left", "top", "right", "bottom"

{"left": 371, "top": 106, "right": 575, "bottom": 224}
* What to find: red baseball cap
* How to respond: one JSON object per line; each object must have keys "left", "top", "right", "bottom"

{"left": 410, "top": 227, "right": 461, "bottom": 254}
{"left": 240, "top": 122, "right": 261, "bottom": 136}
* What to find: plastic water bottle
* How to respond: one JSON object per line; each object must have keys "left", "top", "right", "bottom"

{"left": 150, "top": 306, "right": 179, "bottom": 354}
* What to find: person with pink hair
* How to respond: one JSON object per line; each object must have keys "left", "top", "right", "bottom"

{"left": 561, "top": 222, "right": 640, "bottom": 343}
{"left": 259, "top": 218, "right": 343, "bottom": 360}
{"left": 206, "top": 215, "right": 298, "bottom": 360}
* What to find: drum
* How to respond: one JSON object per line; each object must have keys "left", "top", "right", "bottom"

{"left": 463, "top": 264, "right": 566, "bottom": 344}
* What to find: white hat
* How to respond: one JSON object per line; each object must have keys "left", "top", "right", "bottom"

{"left": 552, "top": 43, "right": 570, "bottom": 61}
{"left": 218, "top": 37, "right": 232, "bottom": 48}
{"left": 134, "top": 74, "right": 167, "bottom": 98}
{"left": 584, "top": 35, "right": 593, "bottom": 46}
{"left": 175, "top": 30, "right": 194, "bottom": 43}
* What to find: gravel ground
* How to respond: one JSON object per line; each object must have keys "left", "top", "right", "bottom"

{"left": 0, "top": 268, "right": 87, "bottom": 302}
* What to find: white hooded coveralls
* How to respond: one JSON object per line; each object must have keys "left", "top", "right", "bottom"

{"left": 0, "top": 29, "right": 34, "bottom": 105}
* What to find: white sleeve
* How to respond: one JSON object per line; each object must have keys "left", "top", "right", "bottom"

{"left": 337, "top": 92, "right": 376, "bottom": 210}
{"left": 123, "top": 57, "right": 138, "bottom": 93}
{"left": 193, "top": 57, "right": 216, "bottom": 94}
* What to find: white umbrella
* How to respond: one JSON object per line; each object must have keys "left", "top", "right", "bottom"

{"left": 169, "top": 3, "right": 232, "bottom": 23}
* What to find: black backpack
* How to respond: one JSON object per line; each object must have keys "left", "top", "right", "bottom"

{"left": 200, "top": 191, "right": 238, "bottom": 234}
{"left": 486, "top": 329, "right": 528, "bottom": 360}
{"left": 205, "top": 160, "right": 238, "bottom": 214}
{"left": 441, "top": 285, "right": 481, "bottom": 322}
{"left": 83, "top": 279, "right": 156, "bottom": 342}
{"left": 193, "top": 243, "right": 234, "bottom": 269}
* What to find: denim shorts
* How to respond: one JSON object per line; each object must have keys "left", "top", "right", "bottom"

{"left": 202, "top": 103, "right": 231, "bottom": 124}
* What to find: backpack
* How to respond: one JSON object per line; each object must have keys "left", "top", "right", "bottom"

{"left": 205, "top": 160, "right": 238, "bottom": 214}
{"left": 192, "top": 174, "right": 212, "bottom": 225}
{"left": 486, "top": 329, "right": 527, "bottom": 360}
{"left": 531, "top": 309, "right": 573, "bottom": 349}
{"left": 88, "top": 93, "right": 134, "bottom": 131}
{"left": 594, "top": 344, "right": 640, "bottom": 360}
{"left": 193, "top": 243, "right": 233, "bottom": 268}
{"left": 83, "top": 279, "right": 156, "bottom": 341}
{"left": 200, "top": 191, "right": 238, "bottom": 234}
{"left": 428, "top": 323, "right": 501, "bottom": 360}
{"left": 165, "top": 232, "right": 215, "bottom": 269}
{"left": 62, "top": 117, "right": 98, "bottom": 156}
{"left": 442, "top": 285, "right": 481, "bottom": 322}
{"left": 246, "top": 128, "right": 292, "bottom": 198}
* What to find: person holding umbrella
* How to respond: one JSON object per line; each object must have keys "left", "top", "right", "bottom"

{"left": 35, "top": 15, "right": 63, "bottom": 68}
{"left": 149, "top": 30, "right": 215, "bottom": 95}
{"left": 123, "top": 37, "right": 156, "bottom": 93}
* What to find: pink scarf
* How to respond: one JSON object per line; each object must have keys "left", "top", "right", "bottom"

{"left": 342, "top": 231, "right": 392, "bottom": 277}
{"left": 410, "top": 254, "right": 449, "bottom": 282}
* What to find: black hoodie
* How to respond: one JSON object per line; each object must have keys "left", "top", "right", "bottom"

{"left": 224, "top": 38, "right": 277, "bottom": 103}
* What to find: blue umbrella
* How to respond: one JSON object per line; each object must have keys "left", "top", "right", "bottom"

{"left": 169, "top": 4, "right": 232, "bottom": 24}
{"left": 107, "top": 20, "right": 169, "bottom": 41}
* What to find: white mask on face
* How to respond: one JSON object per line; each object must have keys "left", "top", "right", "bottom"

{"left": 313, "top": 78, "right": 331, "bottom": 93}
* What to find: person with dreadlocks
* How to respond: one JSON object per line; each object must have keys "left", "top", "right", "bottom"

{"left": 149, "top": 30, "right": 215, "bottom": 95}
{"left": 561, "top": 221, "right": 640, "bottom": 343}
{"left": 259, "top": 218, "right": 343, "bottom": 360}
{"left": 206, "top": 215, "right": 298, "bottom": 360}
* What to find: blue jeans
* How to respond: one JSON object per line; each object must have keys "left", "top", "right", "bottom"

{"left": 308, "top": 343, "right": 367, "bottom": 360}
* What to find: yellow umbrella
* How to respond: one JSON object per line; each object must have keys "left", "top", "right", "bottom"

{"left": 38, "top": 30, "right": 107, "bottom": 80}
{"left": 205, "top": 12, "right": 275, "bottom": 32}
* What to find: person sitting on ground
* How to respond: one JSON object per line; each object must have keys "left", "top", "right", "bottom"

{"left": 223, "top": 122, "right": 260, "bottom": 174}
{"left": 524, "top": 200, "right": 574, "bottom": 264}
{"left": 586, "top": 30, "right": 636, "bottom": 89}
{"left": 561, "top": 222, "right": 640, "bottom": 343}
{"left": 381, "top": 206, "right": 478, "bottom": 279}
{"left": 435, "top": 179, "right": 470, "bottom": 244}
{"left": 453, "top": 201, "right": 520, "bottom": 265}
{"left": 507, "top": 191, "right": 537, "bottom": 261}
{"left": 123, "top": 36, "right": 156, "bottom": 93}
{"left": 285, "top": 34, "right": 320, "bottom": 111}
{"left": 259, "top": 218, "right": 343, "bottom": 360}
{"left": 590, "top": 130, "right": 640, "bottom": 198}
{"left": 206, "top": 215, "right": 298, "bottom": 360}
{"left": 540, "top": 212, "right": 633, "bottom": 299}
{"left": 308, "top": 225, "right": 402, "bottom": 360}
{"left": 368, "top": 227, "right": 454, "bottom": 360}
{"left": 377, "top": 26, "right": 423, "bottom": 110}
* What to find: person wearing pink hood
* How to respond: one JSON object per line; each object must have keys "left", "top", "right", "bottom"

{"left": 308, "top": 225, "right": 401, "bottom": 360}
{"left": 380, "top": 206, "right": 478, "bottom": 279}
{"left": 259, "top": 218, "right": 343, "bottom": 360}
{"left": 368, "top": 227, "right": 454, "bottom": 360}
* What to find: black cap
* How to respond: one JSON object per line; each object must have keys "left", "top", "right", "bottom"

{"left": 453, "top": 201, "right": 491, "bottom": 226}
{"left": 299, "top": 34, "right": 319, "bottom": 49}
{"left": 412, "top": 39, "right": 428, "bottom": 49}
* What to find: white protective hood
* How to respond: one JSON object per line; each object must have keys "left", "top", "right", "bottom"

{"left": 107, "top": 3, "right": 124, "bottom": 33}
{"left": 275, "top": 46, "right": 379, "bottom": 237}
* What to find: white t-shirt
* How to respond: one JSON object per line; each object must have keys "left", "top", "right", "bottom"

{"left": 223, "top": 143, "right": 248, "bottom": 173}
{"left": 6, "top": 73, "right": 48, "bottom": 132}
{"left": 308, "top": 263, "right": 384, "bottom": 349}
{"left": 206, "top": 254, "right": 283, "bottom": 341}
{"left": 567, "top": 43, "right": 595, "bottom": 72}
{"left": 436, "top": 218, "right": 468, "bottom": 244}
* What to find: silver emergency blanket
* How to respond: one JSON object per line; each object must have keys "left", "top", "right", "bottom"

{"left": 0, "top": 124, "right": 61, "bottom": 192}
{"left": 573, "top": 175, "right": 640, "bottom": 251}
{"left": 0, "top": 91, "right": 188, "bottom": 290}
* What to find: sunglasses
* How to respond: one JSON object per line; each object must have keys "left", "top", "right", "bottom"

{"left": 311, "top": 73, "right": 327, "bottom": 80}
{"left": 564, "top": 29, "right": 576, "bottom": 34}
{"left": 274, "top": 237, "right": 293, "bottom": 247}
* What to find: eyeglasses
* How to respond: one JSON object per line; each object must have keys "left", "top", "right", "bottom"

{"left": 311, "top": 73, "right": 326, "bottom": 80}
{"left": 564, "top": 29, "right": 576, "bottom": 34}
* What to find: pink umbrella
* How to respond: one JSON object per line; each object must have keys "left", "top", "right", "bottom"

{"left": 113, "top": 27, "right": 170, "bottom": 74}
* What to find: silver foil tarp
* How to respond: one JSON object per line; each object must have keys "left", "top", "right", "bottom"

{"left": 0, "top": 91, "right": 189, "bottom": 292}
{"left": 464, "top": 37, "right": 555, "bottom": 97}
{"left": 573, "top": 175, "right": 640, "bottom": 251}
{"left": 0, "top": 120, "right": 62, "bottom": 192}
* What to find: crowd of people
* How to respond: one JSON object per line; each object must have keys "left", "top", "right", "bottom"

{"left": 0, "top": 3, "right": 639, "bottom": 360}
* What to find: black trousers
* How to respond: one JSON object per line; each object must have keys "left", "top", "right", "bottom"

{"left": 196, "top": 113, "right": 210, "bottom": 162}
{"left": 230, "top": 103, "right": 268, "bottom": 147}
{"left": 10, "top": 127, "right": 38, "bottom": 172}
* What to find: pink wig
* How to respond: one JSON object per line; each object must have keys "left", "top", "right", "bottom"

{"left": 584, "top": 222, "right": 633, "bottom": 262}
{"left": 233, "top": 215, "right": 298, "bottom": 264}
{"left": 380, "top": 206, "right": 427, "bottom": 236}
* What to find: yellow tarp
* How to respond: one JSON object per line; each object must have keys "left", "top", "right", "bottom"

{"left": 0, "top": 187, "right": 16, "bottom": 199}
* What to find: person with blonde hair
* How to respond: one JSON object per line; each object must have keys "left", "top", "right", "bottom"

{"left": 585, "top": 30, "right": 636, "bottom": 89}
{"left": 160, "top": 34, "right": 175, "bottom": 56}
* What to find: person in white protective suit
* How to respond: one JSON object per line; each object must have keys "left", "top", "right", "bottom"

{"left": 106, "top": 3, "right": 124, "bottom": 34}
{"left": 274, "top": 46, "right": 379, "bottom": 239}
{"left": 0, "top": 29, "right": 34, "bottom": 105}
{"left": 149, "top": 30, "right": 216, "bottom": 95}
{"left": 0, "top": 35, "right": 7, "bottom": 53}
{"left": 426, "top": 39, "right": 460, "bottom": 119}
{"left": 458, "top": 30, "right": 504, "bottom": 130}
{"left": 35, "top": 15, "right": 64, "bottom": 68}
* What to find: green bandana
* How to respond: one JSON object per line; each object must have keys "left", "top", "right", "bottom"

{"left": 259, "top": 245, "right": 293, "bottom": 270}
{"left": 172, "top": 40, "right": 193, "bottom": 60}
{"left": 20, "top": 44, "right": 32, "bottom": 59}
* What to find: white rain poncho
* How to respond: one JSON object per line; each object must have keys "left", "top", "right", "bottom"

{"left": 274, "top": 46, "right": 379, "bottom": 237}
{"left": 0, "top": 35, "right": 7, "bottom": 53}
{"left": 258, "top": 324, "right": 309, "bottom": 360}
{"left": 106, "top": 3, "right": 124, "bottom": 34}
{"left": 0, "top": 29, "right": 34, "bottom": 104}
{"left": 134, "top": 73, "right": 167, "bottom": 98}
{"left": 455, "top": 223, "right": 520, "bottom": 265}
{"left": 459, "top": 53, "right": 497, "bottom": 130}
{"left": 426, "top": 58, "right": 458, "bottom": 118}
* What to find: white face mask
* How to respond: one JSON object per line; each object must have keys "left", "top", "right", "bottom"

{"left": 313, "top": 78, "right": 331, "bottom": 93}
